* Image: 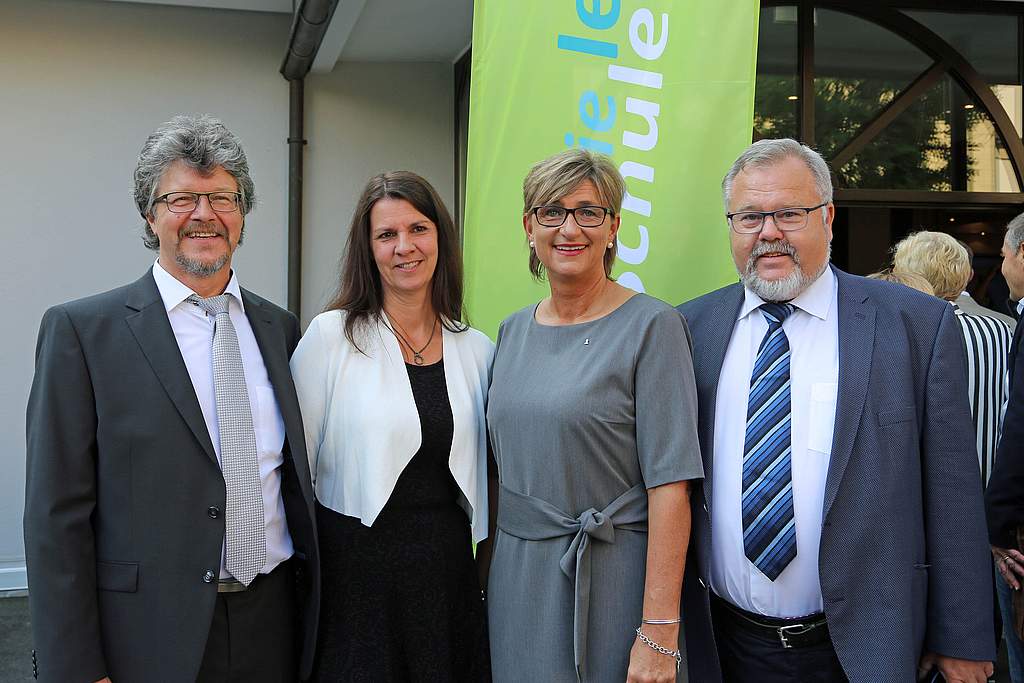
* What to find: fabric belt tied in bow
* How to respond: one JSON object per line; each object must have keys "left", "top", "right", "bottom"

{"left": 497, "top": 483, "right": 648, "bottom": 681}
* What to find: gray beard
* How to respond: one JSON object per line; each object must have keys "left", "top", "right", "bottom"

{"left": 173, "top": 223, "right": 243, "bottom": 278}
{"left": 176, "top": 251, "right": 230, "bottom": 278}
{"left": 740, "top": 240, "right": 830, "bottom": 302}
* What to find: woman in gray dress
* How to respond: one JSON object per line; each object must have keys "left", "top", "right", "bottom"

{"left": 485, "top": 149, "right": 704, "bottom": 682}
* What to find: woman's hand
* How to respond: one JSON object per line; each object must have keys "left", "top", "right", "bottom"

{"left": 626, "top": 623, "right": 679, "bottom": 683}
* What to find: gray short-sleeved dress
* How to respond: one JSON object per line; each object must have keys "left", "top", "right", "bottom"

{"left": 486, "top": 293, "right": 704, "bottom": 683}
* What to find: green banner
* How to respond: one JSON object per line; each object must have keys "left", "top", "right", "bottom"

{"left": 463, "top": 0, "right": 760, "bottom": 336}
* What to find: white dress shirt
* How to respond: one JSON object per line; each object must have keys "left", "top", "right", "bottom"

{"left": 711, "top": 266, "right": 839, "bottom": 617}
{"left": 290, "top": 310, "right": 494, "bottom": 543}
{"left": 152, "top": 260, "right": 293, "bottom": 579}
{"left": 1001, "top": 300, "right": 1024, "bottom": 433}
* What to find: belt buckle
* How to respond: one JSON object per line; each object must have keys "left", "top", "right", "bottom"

{"left": 217, "top": 578, "right": 247, "bottom": 593}
{"left": 776, "top": 622, "right": 813, "bottom": 649}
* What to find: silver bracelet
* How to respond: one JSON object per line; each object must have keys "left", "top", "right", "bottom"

{"left": 635, "top": 627, "right": 682, "bottom": 671}
{"left": 642, "top": 617, "right": 681, "bottom": 625}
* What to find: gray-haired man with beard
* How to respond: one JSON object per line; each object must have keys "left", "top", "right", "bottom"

{"left": 677, "top": 139, "right": 994, "bottom": 683}
{"left": 24, "top": 115, "right": 319, "bottom": 682}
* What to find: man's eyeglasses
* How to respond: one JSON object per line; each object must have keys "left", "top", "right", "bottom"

{"left": 530, "top": 205, "right": 613, "bottom": 228}
{"left": 726, "top": 203, "right": 828, "bottom": 234}
{"left": 154, "top": 191, "right": 243, "bottom": 214}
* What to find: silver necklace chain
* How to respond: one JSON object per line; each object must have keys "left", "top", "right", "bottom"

{"left": 383, "top": 314, "right": 438, "bottom": 365}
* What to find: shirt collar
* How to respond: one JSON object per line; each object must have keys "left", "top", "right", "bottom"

{"left": 739, "top": 265, "right": 835, "bottom": 322}
{"left": 152, "top": 259, "right": 245, "bottom": 314}
{"left": 1017, "top": 299, "right": 1024, "bottom": 317}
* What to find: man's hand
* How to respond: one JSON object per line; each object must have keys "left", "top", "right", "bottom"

{"left": 993, "top": 546, "right": 1024, "bottom": 590}
{"left": 917, "top": 652, "right": 993, "bottom": 683}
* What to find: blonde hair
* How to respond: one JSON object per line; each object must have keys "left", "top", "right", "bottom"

{"left": 866, "top": 269, "right": 936, "bottom": 296}
{"left": 522, "top": 148, "right": 625, "bottom": 280}
{"left": 891, "top": 231, "right": 970, "bottom": 300}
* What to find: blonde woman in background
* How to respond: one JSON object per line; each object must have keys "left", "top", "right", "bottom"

{"left": 865, "top": 268, "right": 935, "bottom": 295}
{"left": 891, "top": 230, "right": 1012, "bottom": 485}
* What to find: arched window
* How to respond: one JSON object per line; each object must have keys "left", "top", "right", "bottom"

{"left": 757, "top": 2, "right": 1024, "bottom": 311}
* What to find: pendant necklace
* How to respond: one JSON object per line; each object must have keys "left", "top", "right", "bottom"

{"left": 385, "top": 315, "right": 438, "bottom": 365}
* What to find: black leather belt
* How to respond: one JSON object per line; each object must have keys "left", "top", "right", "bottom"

{"left": 712, "top": 595, "right": 830, "bottom": 649}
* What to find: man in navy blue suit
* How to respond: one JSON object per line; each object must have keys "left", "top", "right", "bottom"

{"left": 678, "top": 139, "right": 994, "bottom": 683}
{"left": 986, "top": 212, "right": 1024, "bottom": 682}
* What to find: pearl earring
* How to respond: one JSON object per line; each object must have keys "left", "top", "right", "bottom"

{"left": 607, "top": 242, "right": 614, "bottom": 249}
{"left": 529, "top": 241, "right": 535, "bottom": 248}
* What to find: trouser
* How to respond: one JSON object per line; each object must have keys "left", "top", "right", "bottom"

{"left": 711, "top": 595, "right": 847, "bottom": 683}
{"left": 997, "top": 564, "right": 1024, "bottom": 683}
{"left": 196, "top": 561, "right": 297, "bottom": 683}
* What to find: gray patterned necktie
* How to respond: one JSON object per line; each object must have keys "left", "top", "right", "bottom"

{"left": 189, "top": 294, "right": 266, "bottom": 586}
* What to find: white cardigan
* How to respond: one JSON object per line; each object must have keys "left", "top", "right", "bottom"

{"left": 290, "top": 310, "right": 494, "bottom": 542}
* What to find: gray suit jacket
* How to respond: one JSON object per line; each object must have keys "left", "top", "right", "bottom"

{"left": 678, "top": 267, "right": 994, "bottom": 683}
{"left": 955, "top": 292, "right": 1017, "bottom": 330}
{"left": 24, "top": 270, "right": 320, "bottom": 683}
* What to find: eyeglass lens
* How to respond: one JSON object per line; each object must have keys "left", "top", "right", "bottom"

{"left": 730, "top": 208, "right": 812, "bottom": 233}
{"left": 535, "top": 206, "right": 607, "bottom": 227}
{"left": 163, "top": 192, "right": 240, "bottom": 213}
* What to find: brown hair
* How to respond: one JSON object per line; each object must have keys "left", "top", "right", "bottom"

{"left": 522, "top": 148, "right": 625, "bottom": 280}
{"left": 325, "top": 171, "right": 465, "bottom": 349}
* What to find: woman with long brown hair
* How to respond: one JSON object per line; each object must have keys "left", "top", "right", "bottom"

{"left": 291, "top": 171, "right": 492, "bottom": 681}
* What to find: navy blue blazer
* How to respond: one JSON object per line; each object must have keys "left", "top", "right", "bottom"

{"left": 986, "top": 314, "right": 1024, "bottom": 547}
{"left": 678, "top": 266, "right": 994, "bottom": 683}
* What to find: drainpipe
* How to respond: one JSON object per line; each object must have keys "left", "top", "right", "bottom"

{"left": 280, "top": 0, "right": 340, "bottom": 318}
{"left": 286, "top": 79, "right": 305, "bottom": 318}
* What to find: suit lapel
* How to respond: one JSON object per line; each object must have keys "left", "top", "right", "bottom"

{"left": 700, "top": 285, "right": 745, "bottom": 511}
{"left": 124, "top": 271, "right": 217, "bottom": 463}
{"left": 822, "top": 269, "right": 875, "bottom": 521}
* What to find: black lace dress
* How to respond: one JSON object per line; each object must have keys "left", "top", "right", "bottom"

{"left": 312, "top": 359, "right": 490, "bottom": 682}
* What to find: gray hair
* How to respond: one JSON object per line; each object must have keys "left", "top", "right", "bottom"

{"left": 722, "top": 138, "right": 833, "bottom": 208}
{"left": 1006, "top": 212, "right": 1024, "bottom": 254}
{"left": 134, "top": 114, "right": 255, "bottom": 250}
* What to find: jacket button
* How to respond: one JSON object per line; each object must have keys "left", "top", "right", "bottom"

{"left": 203, "top": 570, "right": 216, "bottom": 583}
{"left": 207, "top": 506, "right": 220, "bottom": 519}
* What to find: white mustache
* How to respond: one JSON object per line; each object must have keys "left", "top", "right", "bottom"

{"left": 750, "top": 240, "right": 797, "bottom": 260}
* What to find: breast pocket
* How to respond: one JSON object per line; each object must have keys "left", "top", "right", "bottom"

{"left": 807, "top": 382, "right": 838, "bottom": 455}
{"left": 877, "top": 406, "right": 916, "bottom": 428}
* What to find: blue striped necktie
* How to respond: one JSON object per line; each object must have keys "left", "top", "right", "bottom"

{"left": 742, "top": 302, "right": 796, "bottom": 581}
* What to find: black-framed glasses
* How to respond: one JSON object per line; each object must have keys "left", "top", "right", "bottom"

{"left": 726, "top": 203, "right": 828, "bottom": 234}
{"left": 154, "top": 191, "right": 243, "bottom": 214}
{"left": 530, "top": 205, "right": 612, "bottom": 228}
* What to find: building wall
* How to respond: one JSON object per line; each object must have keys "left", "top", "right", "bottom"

{"left": 301, "top": 62, "right": 455, "bottom": 324}
{"left": 2, "top": 2, "right": 456, "bottom": 593}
